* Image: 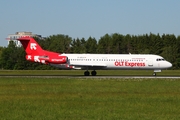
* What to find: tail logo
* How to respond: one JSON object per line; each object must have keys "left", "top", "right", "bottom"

{"left": 34, "top": 56, "right": 40, "bottom": 62}
{"left": 30, "top": 43, "right": 37, "bottom": 50}
{"left": 26, "top": 55, "right": 41, "bottom": 63}
{"left": 27, "top": 55, "right": 32, "bottom": 60}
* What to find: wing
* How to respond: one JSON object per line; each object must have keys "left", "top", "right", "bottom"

{"left": 69, "top": 63, "right": 107, "bottom": 70}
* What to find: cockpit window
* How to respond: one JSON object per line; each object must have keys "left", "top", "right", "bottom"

{"left": 156, "top": 58, "right": 165, "bottom": 61}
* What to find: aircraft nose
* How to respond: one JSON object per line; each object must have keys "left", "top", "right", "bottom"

{"left": 167, "top": 62, "right": 172, "bottom": 68}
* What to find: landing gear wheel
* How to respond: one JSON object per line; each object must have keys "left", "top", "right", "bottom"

{"left": 84, "top": 71, "right": 90, "bottom": 76}
{"left": 91, "top": 71, "right": 97, "bottom": 76}
{"left": 153, "top": 73, "right": 156, "bottom": 76}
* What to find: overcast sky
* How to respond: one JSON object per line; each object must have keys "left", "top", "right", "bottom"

{"left": 1, "top": 0, "right": 180, "bottom": 46}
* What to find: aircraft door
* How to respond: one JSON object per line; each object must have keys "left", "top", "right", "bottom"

{"left": 148, "top": 58, "right": 153, "bottom": 66}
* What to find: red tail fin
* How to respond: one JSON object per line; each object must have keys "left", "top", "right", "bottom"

{"left": 17, "top": 36, "right": 45, "bottom": 55}
{"left": 17, "top": 36, "right": 68, "bottom": 64}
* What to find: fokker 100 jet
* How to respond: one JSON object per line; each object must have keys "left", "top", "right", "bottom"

{"left": 17, "top": 36, "right": 172, "bottom": 76}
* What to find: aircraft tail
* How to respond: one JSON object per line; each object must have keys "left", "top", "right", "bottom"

{"left": 17, "top": 36, "right": 45, "bottom": 55}
{"left": 17, "top": 36, "right": 68, "bottom": 64}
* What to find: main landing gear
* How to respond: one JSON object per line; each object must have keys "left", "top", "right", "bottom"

{"left": 84, "top": 70, "right": 97, "bottom": 76}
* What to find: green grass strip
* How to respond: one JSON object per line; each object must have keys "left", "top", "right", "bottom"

{"left": 0, "top": 77, "right": 180, "bottom": 119}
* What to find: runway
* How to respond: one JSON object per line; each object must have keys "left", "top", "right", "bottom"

{"left": 1, "top": 75, "right": 180, "bottom": 79}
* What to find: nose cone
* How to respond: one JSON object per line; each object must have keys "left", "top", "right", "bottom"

{"left": 167, "top": 62, "right": 172, "bottom": 68}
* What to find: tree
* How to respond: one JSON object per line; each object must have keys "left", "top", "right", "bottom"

{"left": 97, "top": 34, "right": 112, "bottom": 53}
{"left": 0, "top": 46, "right": 5, "bottom": 69}
{"left": 1, "top": 41, "right": 18, "bottom": 69}
{"left": 1, "top": 33, "right": 180, "bottom": 70}
{"left": 46, "top": 34, "right": 72, "bottom": 53}
{"left": 85, "top": 37, "right": 97, "bottom": 53}
{"left": 125, "top": 34, "right": 134, "bottom": 53}
{"left": 110, "top": 33, "right": 124, "bottom": 54}
{"left": 71, "top": 38, "right": 82, "bottom": 53}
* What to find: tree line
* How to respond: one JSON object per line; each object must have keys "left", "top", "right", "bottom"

{"left": 0, "top": 33, "right": 180, "bottom": 70}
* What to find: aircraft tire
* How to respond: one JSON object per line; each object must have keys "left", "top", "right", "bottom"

{"left": 153, "top": 73, "right": 156, "bottom": 76}
{"left": 91, "top": 71, "right": 97, "bottom": 76}
{"left": 84, "top": 71, "right": 90, "bottom": 76}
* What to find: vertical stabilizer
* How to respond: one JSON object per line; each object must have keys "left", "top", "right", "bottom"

{"left": 17, "top": 37, "right": 44, "bottom": 55}
{"left": 17, "top": 36, "right": 67, "bottom": 64}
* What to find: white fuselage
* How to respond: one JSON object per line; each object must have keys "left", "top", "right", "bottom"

{"left": 51, "top": 54, "right": 172, "bottom": 71}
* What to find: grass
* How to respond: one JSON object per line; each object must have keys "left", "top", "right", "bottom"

{"left": 0, "top": 77, "right": 180, "bottom": 119}
{"left": 0, "top": 69, "right": 180, "bottom": 76}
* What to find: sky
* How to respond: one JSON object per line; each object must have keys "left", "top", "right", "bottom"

{"left": 1, "top": 0, "right": 180, "bottom": 47}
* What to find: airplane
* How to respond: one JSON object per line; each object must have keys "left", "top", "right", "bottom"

{"left": 17, "top": 36, "right": 172, "bottom": 76}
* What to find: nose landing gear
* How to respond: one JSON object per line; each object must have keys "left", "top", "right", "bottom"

{"left": 153, "top": 72, "right": 156, "bottom": 76}
{"left": 153, "top": 70, "right": 161, "bottom": 76}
